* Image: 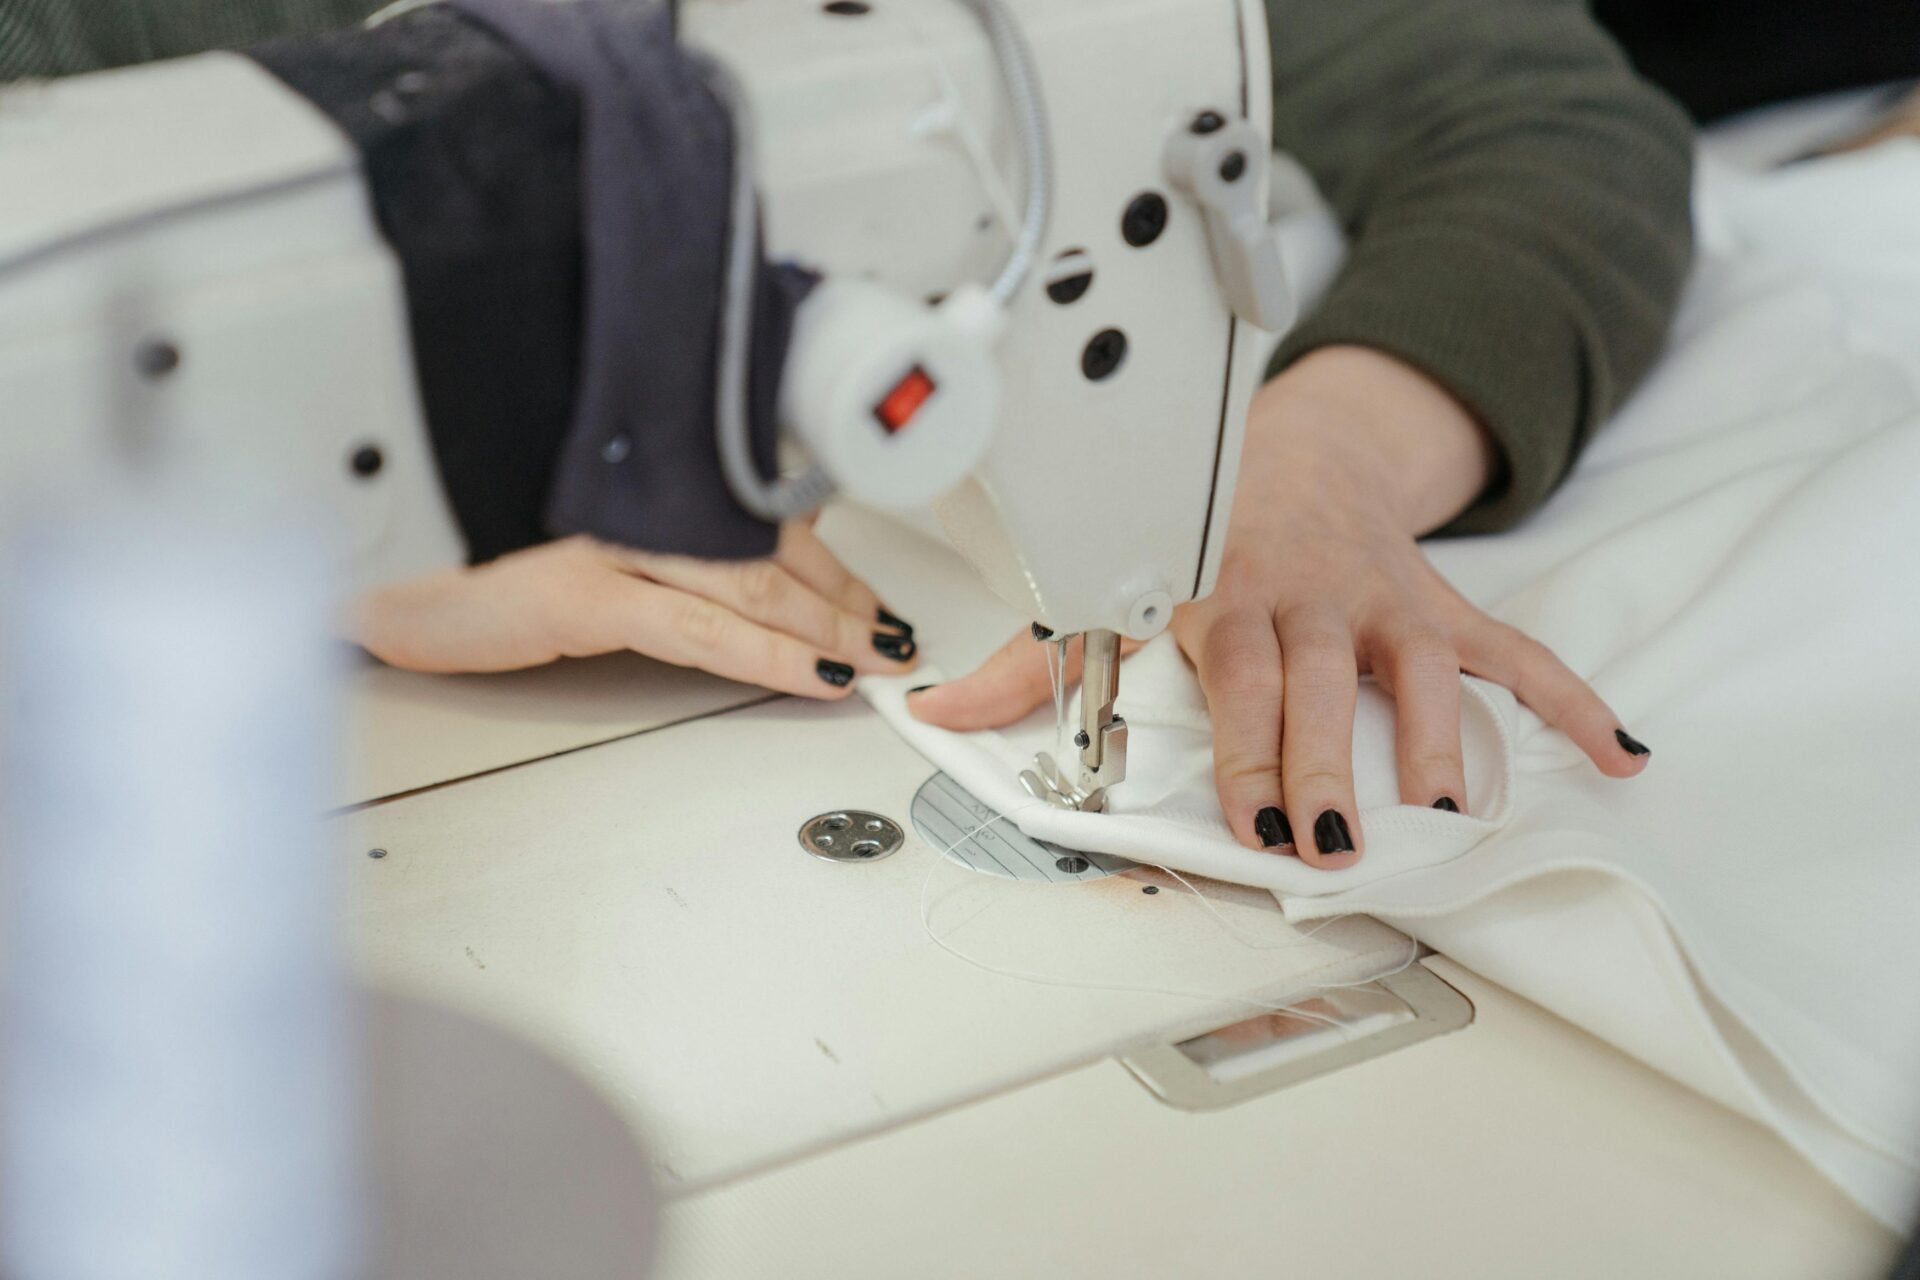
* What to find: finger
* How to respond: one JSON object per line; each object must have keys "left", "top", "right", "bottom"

{"left": 600, "top": 576, "right": 862, "bottom": 700}
{"left": 609, "top": 545, "right": 913, "bottom": 674}
{"left": 1276, "top": 611, "right": 1362, "bottom": 869}
{"left": 1185, "top": 612, "right": 1291, "bottom": 853}
{"left": 1464, "top": 624, "right": 1649, "bottom": 778}
{"left": 909, "top": 630, "right": 1072, "bottom": 731}
{"left": 1376, "top": 626, "right": 1468, "bottom": 812}
{"left": 774, "top": 523, "right": 895, "bottom": 634}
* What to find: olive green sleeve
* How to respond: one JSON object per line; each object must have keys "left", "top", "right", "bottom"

{"left": 0, "top": 0, "right": 380, "bottom": 79}
{"left": 1266, "top": 0, "right": 1695, "bottom": 533}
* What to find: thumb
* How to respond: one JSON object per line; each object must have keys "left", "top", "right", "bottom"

{"left": 908, "top": 629, "right": 1074, "bottom": 732}
{"left": 909, "top": 630, "right": 1144, "bottom": 732}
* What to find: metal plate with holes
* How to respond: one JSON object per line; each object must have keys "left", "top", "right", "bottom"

{"left": 800, "top": 810, "right": 904, "bottom": 863}
{"left": 1119, "top": 964, "right": 1474, "bottom": 1111}
{"left": 910, "top": 773, "right": 1133, "bottom": 883}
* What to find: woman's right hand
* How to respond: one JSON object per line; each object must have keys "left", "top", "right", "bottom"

{"left": 349, "top": 526, "right": 918, "bottom": 696}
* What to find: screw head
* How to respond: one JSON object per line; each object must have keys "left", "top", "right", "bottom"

{"left": 367, "top": 848, "right": 388, "bottom": 860}
{"left": 1191, "top": 110, "right": 1226, "bottom": 135}
{"left": 1081, "top": 328, "right": 1128, "bottom": 382}
{"left": 1218, "top": 150, "right": 1247, "bottom": 182}
{"left": 350, "top": 444, "right": 385, "bottom": 479}
{"left": 134, "top": 339, "right": 181, "bottom": 380}
{"left": 1055, "top": 855, "right": 1090, "bottom": 875}
{"left": 1120, "top": 193, "right": 1168, "bottom": 248}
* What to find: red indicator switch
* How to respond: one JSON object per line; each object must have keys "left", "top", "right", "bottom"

{"left": 874, "top": 365, "right": 936, "bottom": 434}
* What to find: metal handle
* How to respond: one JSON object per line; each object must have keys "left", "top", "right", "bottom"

{"left": 1119, "top": 965, "right": 1474, "bottom": 1111}
{"left": 1164, "top": 117, "right": 1296, "bottom": 333}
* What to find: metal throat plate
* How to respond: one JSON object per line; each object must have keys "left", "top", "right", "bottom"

{"left": 910, "top": 773, "right": 1133, "bottom": 883}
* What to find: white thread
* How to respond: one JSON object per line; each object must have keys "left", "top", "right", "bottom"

{"left": 1145, "top": 862, "right": 1345, "bottom": 952}
{"left": 363, "top": 0, "right": 435, "bottom": 26}
{"left": 1044, "top": 636, "right": 1066, "bottom": 765}
{"left": 915, "top": 806, "right": 1408, "bottom": 1036}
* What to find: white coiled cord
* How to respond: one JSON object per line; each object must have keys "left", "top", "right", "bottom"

{"left": 954, "top": 0, "right": 1054, "bottom": 307}
{"left": 703, "top": 54, "right": 839, "bottom": 523}
{"left": 711, "top": 0, "right": 1054, "bottom": 522}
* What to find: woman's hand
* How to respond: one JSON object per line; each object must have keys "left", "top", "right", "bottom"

{"left": 910, "top": 346, "right": 1650, "bottom": 867}
{"left": 350, "top": 525, "right": 918, "bottom": 697}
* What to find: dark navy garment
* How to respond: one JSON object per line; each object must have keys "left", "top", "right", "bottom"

{"left": 254, "top": 1, "right": 808, "bottom": 563}
{"left": 1594, "top": 0, "right": 1920, "bottom": 123}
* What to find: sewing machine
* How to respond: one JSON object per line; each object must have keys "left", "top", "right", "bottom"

{"left": 0, "top": 0, "right": 1902, "bottom": 1274}
{"left": 0, "top": 0, "right": 1285, "bottom": 815}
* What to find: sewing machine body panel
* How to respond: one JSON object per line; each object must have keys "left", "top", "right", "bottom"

{"left": 658, "top": 960, "right": 1898, "bottom": 1279}
{"left": 0, "top": 55, "right": 464, "bottom": 587}
{"left": 692, "top": 0, "right": 1269, "bottom": 635}
{"left": 338, "top": 653, "right": 768, "bottom": 809}
{"left": 335, "top": 689, "right": 1411, "bottom": 1194}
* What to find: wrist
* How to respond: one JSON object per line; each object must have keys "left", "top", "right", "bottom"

{"left": 1247, "top": 345, "right": 1496, "bottom": 536}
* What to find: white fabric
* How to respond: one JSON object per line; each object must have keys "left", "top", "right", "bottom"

{"left": 856, "top": 139, "right": 1920, "bottom": 1227}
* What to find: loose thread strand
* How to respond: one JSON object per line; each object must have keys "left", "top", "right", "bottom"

{"left": 916, "top": 808, "right": 1401, "bottom": 1037}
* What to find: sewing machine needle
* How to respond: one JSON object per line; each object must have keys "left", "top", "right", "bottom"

{"left": 1076, "top": 628, "right": 1128, "bottom": 812}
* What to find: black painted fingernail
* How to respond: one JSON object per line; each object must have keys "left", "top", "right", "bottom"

{"left": 877, "top": 607, "right": 914, "bottom": 638}
{"left": 873, "top": 631, "right": 917, "bottom": 662}
{"left": 1432, "top": 796, "right": 1459, "bottom": 813}
{"left": 1031, "top": 622, "right": 1055, "bottom": 641}
{"left": 1254, "top": 806, "right": 1293, "bottom": 848}
{"left": 816, "top": 659, "right": 855, "bottom": 687}
{"left": 1313, "top": 809, "right": 1355, "bottom": 855}
{"left": 908, "top": 684, "right": 936, "bottom": 695}
{"left": 1615, "top": 728, "right": 1651, "bottom": 758}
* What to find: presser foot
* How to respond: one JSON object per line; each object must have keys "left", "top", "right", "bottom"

{"left": 1020, "top": 629, "right": 1130, "bottom": 813}
{"left": 1019, "top": 737, "right": 1127, "bottom": 813}
{"left": 1021, "top": 751, "right": 1096, "bottom": 812}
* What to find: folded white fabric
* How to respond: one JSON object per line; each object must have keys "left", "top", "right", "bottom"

{"left": 844, "top": 143, "right": 1920, "bottom": 1228}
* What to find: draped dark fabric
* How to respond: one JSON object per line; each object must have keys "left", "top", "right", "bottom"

{"left": 1594, "top": 0, "right": 1920, "bottom": 123}
{"left": 254, "top": 1, "right": 808, "bottom": 563}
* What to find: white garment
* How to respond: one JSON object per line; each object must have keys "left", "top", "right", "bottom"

{"left": 846, "top": 141, "right": 1920, "bottom": 1228}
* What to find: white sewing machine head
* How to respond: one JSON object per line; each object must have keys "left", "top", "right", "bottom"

{"left": 699, "top": 0, "right": 1290, "bottom": 810}
{"left": 697, "top": 0, "right": 1287, "bottom": 644}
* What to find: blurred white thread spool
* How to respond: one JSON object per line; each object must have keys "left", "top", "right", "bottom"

{"left": 0, "top": 506, "right": 360, "bottom": 1280}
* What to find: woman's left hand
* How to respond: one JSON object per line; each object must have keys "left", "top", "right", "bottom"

{"left": 909, "top": 346, "right": 1651, "bottom": 869}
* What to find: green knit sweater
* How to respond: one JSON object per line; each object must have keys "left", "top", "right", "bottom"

{"left": 0, "top": 0, "right": 1694, "bottom": 533}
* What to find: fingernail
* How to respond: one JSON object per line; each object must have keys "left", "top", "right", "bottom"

{"left": 816, "top": 659, "right": 855, "bottom": 687}
{"left": 1432, "top": 796, "right": 1460, "bottom": 813}
{"left": 1615, "top": 728, "right": 1651, "bottom": 758}
{"left": 1313, "top": 809, "right": 1355, "bottom": 855}
{"left": 877, "top": 607, "right": 914, "bottom": 638}
{"left": 873, "top": 631, "right": 917, "bottom": 662}
{"left": 908, "top": 684, "right": 936, "bottom": 695}
{"left": 1254, "top": 806, "right": 1293, "bottom": 848}
{"left": 1031, "top": 622, "right": 1055, "bottom": 641}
